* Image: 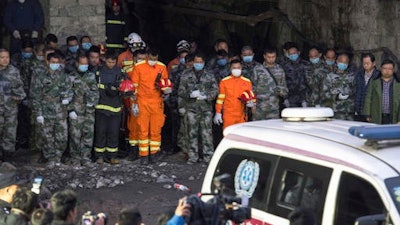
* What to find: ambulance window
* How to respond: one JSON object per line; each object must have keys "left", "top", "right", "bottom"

{"left": 212, "top": 149, "right": 277, "bottom": 210}
{"left": 334, "top": 172, "right": 385, "bottom": 225}
{"left": 269, "top": 158, "right": 332, "bottom": 224}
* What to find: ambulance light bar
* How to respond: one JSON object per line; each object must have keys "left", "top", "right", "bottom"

{"left": 349, "top": 125, "right": 400, "bottom": 140}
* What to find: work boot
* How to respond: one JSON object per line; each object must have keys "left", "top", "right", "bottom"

{"left": 128, "top": 146, "right": 139, "bottom": 161}
{"left": 109, "top": 158, "right": 120, "bottom": 164}
{"left": 96, "top": 157, "right": 104, "bottom": 164}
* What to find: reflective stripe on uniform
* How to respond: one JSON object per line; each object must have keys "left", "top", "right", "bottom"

{"left": 150, "top": 141, "right": 161, "bottom": 146}
{"left": 138, "top": 139, "right": 149, "bottom": 144}
{"left": 95, "top": 147, "right": 105, "bottom": 152}
{"left": 95, "top": 104, "right": 121, "bottom": 112}
{"left": 129, "top": 140, "right": 138, "bottom": 146}
{"left": 106, "top": 20, "right": 125, "bottom": 25}
{"left": 150, "top": 147, "right": 160, "bottom": 151}
{"left": 98, "top": 84, "right": 105, "bottom": 89}
{"left": 106, "top": 147, "right": 118, "bottom": 152}
{"left": 216, "top": 100, "right": 224, "bottom": 104}
{"left": 123, "top": 60, "right": 134, "bottom": 66}
{"left": 106, "top": 43, "right": 125, "bottom": 48}
{"left": 139, "top": 147, "right": 148, "bottom": 152}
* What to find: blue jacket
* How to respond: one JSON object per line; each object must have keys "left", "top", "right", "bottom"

{"left": 3, "top": 0, "right": 44, "bottom": 32}
{"left": 354, "top": 68, "right": 380, "bottom": 114}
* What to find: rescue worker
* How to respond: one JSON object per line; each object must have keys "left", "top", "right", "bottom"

{"left": 44, "top": 33, "right": 58, "bottom": 50}
{"left": 117, "top": 32, "right": 145, "bottom": 74}
{"left": 0, "top": 49, "right": 26, "bottom": 161}
{"left": 11, "top": 39, "right": 34, "bottom": 69}
{"left": 80, "top": 35, "right": 93, "bottom": 53}
{"left": 305, "top": 46, "right": 329, "bottom": 107}
{"left": 214, "top": 59, "right": 254, "bottom": 130}
{"left": 68, "top": 54, "right": 99, "bottom": 166}
{"left": 323, "top": 52, "right": 355, "bottom": 120}
{"left": 206, "top": 39, "right": 229, "bottom": 70}
{"left": 178, "top": 52, "right": 218, "bottom": 164}
{"left": 106, "top": 0, "right": 127, "bottom": 53}
{"left": 280, "top": 42, "right": 309, "bottom": 107}
{"left": 132, "top": 48, "right": 169, "bottom": 164}
{"left": 262, "top": 47, "right": 288, "bottom": 116}
{"left": 30, "top": 52, "right": 73, "bottom": 166}
{"left": 94, "top": 49, "right": 125, "bottom": 164}
{"left": 126, "top": 49, "right": 147, "bottom": 160}
{"left": 167, "top": 40, "right": 190, "bottom": 74}
{"left": 324, "top": 48, "right": 336, "bottom": 73}
{"left": 63, "top": 36, "right": 80, "bottom": 74}
{"left": 88, "top": 45, "right": 102, "bottom": 75}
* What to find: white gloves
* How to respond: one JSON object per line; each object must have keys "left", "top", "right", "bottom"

{"left": 13, "top": 30, "right": 21, "bottom": 39}
{"left": 301, "top": 101, "right": 307, "bottom": 108}
{"left": 62, "top": 99, "right": 69, "bottom": 105}
{"left": 246, "top": 100, "right": 254, "bottom": 108}
{"left": 69, "top": 111, "right": 78, "bottom": 120}
{"left": 338, "top": 93, "right": 349, "bottom": 100}
{"left": 163, "top": 88, "right": 172, "bottom": 94}
{"left": 283, "top": 99, "right": 290, "bottom": 108}
{"left": 178, "top": 108, "right": 186, "bottom": 116}
{"left": 32, "top": 30, "right": 39, "bottom": 38}
{"left": 132, "top": 104, "right": 139, "bottom": 117}
{"left": 36, "top": 116, "right": 44, "bottom": 124}
{"left": 197, "top": 94, "right": 207, "bottom": 100}
{"left": 190, "top": 90, "right": 201, "bottom": 98}
{"left": 213, "top": 113, "right": 223, "bottom": 125}
{"left": 86, "top": 103, "right": 94, "bottom": 107}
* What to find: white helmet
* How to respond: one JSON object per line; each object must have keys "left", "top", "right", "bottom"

{"left": 128, "top": 32, "right": 145, "bottom": 51}
{"left": 176, "top": 40, "right": 190, "bottom": 53}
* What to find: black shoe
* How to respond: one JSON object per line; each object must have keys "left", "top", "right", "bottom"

{"left": 128, "top": 146, "right": 139, "bottom": 161}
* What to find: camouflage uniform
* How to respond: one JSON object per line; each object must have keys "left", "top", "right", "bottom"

{"left": 247, "top": 63, "right": 278, "bottom": 120}
{"left": 68, "top": 70, "right": 99, "bottom": 164}
{"left": 176, "top": 68, "right": 191, "bottom": 154}
{"left": 0, "top": 64, "right": 26, "bottom": 155}
{"left": 31, "top": 68, "right": 73, "bottom": 162}
{"left": 323, "top": 68, "right": 355, "bottom": 120}
{"left": 281, "top": 59, "right": 309, "bottom": 107}
{"left": 178, "top": 68, "right": 218, "bottom": 162}
{"left": 264, "top": 63, "right": 289, "bottom": 117}
{"left": 305, "top": 61, "right": 329, "bottom": 107}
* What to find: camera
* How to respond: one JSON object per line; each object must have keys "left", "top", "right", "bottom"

{"left": 31, "top": 176, "right": 43, "bottom": 195}
{"left": 184, "top": 174, "right": 251, "bottom": 225}
{"left": 81, "top": 211, "right": 107, "bottom": 225}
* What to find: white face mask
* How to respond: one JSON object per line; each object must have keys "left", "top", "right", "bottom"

{"left": 18, "top": 0, "right": 25, "bottom": 3}
{"left": 231, "top": 69, "right": 242, "bottom": 77}
{"left": 148, "top": 60, "right": 157, "bottom": 66}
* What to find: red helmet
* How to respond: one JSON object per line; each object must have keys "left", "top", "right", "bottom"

{"left": 98, "top": 44, "right": 106, "bottom": 55}
{"left": 240, "top": 90, "right": 256, "bottom": 102}
{"left": 157, "top": 78, "right": 173, "bottom": 91}
{"left": 119, "top": 79, "right": 135, "bottom": 93}
{"left": 112, "top": 0, "right": 121, "bottom": 6}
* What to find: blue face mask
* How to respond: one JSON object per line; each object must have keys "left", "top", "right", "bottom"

{"left": 179, "top": 57, "right": 185, "bottom": 64}
{"left": 337, "top": 63, "right": 348, "bottom": 71}
{"left": 49, "top": 63, "right": 60, "bottom": 71}
{"left": 288, "top": 53, "right": 299, "bottom": 61}
{"left": 243, "top": 55, "right": 253, "bottom": 63}
{"left": 193, "top": 63, "right": 204, "bottom": 71}
{"left": 22, "top": 52, "right": 33, "bottom": 59}
{"left": 36, "top": 55, "right": 44, "bottom": 61}
{"left": 326, "top": 60, "right": 335, "bottom": 66}
{"left": 82, "top": 43, "right": 92, "bottom": 50}
{"left": 217, "top": 58, "right": 227, "bottom": 66}
{"left": 310, "top": 57, "right": 320, "bottom": 64}
{"left": 78, "top": 64, "right": 89, "bottom": 72}
{"left": 69, "top": 45, "right": 79, "bottom": 53}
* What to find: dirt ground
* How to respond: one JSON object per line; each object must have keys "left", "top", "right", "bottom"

{"left": 9, "top": 148, "right": 208, "bottom": 225}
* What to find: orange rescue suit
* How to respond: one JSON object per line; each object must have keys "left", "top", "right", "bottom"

{"left": 215, "top": 75, "right": 253, "bottom": 129}
{"left": 132, "top": 60, "right": 168, "bottom": 156}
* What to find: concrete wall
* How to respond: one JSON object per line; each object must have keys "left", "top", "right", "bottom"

{"left": 278, "top": 0, "right": 400, "bottom": 62}
{"left": 47, "top": 0, "right": 105, "bottom": 45}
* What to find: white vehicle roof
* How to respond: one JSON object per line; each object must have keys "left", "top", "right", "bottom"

{"left": 222, "top": 113, "right": 400, "bottom": 179}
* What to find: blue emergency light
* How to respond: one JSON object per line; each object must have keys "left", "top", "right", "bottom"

{"left": 349, "top": 125, "right": 400, "bottom": 140}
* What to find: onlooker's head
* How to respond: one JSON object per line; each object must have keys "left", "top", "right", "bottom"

{"left": 0, "top": 48, "right": 11, "bottom": 69}
{"left": 0, "top": 162, "right": 22, "bottom": 203}
{"left": 11, "top": 187, "right": 38, "bottom": 215}
{"left": 104, "top": 49, "right": 118, "bottom": 69}
{"left": 380, "top": 59, "right": 396, "bottom": 80}
{"left": 288, "top": 207, "right": 315, "bottom": 225}
{"left": 45, "top": 33, "right": 58, "bottom": 49}
{"left": 66, "top": 36, "right": 79, "bottom": 53}
{"left": 361, "top": 53, "right": 376, "bottom": 73}
{"left": 80, "top": 35, "right": 92, "bottom": 51}
{"left": 88, "top": 45, "right": 101, "bottom": 66}
{"left": 50, "top": 189, "right": 78, "bottom": 222}
{"left": 31, "top": 208, "right": 54, "bottom": 225}
{"left": 116, "top": 208, "right": 144, "bottom": 225}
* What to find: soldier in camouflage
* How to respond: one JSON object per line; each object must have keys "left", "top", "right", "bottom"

{"left": 262, "top": 47, "right": 289, "bottom": 118}
{"left": 178, "top": 52, "right": 218, "bottom": 164}
{"left": 280, "top": 42, "right": 309, "bottom": 107}
{"left": 0, "top": 49, "right": 26, "bottom": 161}
{"left": 323, "top": 48, "right": 336, "bottom": 73}
{"left": 305, "top": 47, "right": 330, "bottom": 107}
{"left": 67, "top": 54, "right": 99, "bottom": 166}
{"left": 30, "top": 52, "right": 73, "bottom": 165}
{"left": 323, "top": 52, "right": 355, "bottom": 120}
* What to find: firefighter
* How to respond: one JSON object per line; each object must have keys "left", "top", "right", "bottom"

{"left": 132, "top": 48, "right": 170, "bottom": 164}
{"left": 214, "top": 59, "right": 255, "bottom": 130}
{"left": 117, "top": 32, "right": 146, "bottom": 74}
{"left": 105, "top": 0, "right": 127, "bottom": 53}
{"left": 94, "top": 49, "right": 125, "bottom": 164}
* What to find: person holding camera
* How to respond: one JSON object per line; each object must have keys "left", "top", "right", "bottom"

{"left": 166, "top": 197, "right": 191, "bottom": 225}
{"left": 0, "top": 162, "right": 24, "bottom": 217}
{"left": 116, "top": 207, "right": 144, "bottom": 225}
{"left": 0, "top": 187, "right": 38, "bottom": 225}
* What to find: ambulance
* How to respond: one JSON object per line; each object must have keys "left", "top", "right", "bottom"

{"left": 201, "top": 107, "right": 400, "bottom": 225}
